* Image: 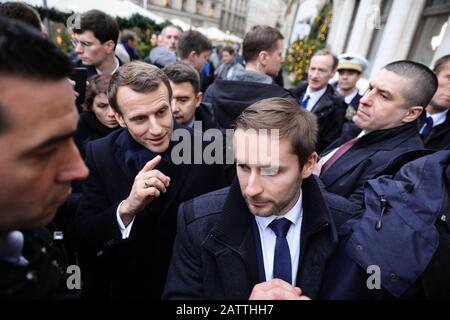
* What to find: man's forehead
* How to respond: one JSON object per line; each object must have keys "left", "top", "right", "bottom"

{"left": 233, "top": 129, "right": 282, "bottom": 166}
{"left": 76, "top": 30, "right": 98, "bottom": 41}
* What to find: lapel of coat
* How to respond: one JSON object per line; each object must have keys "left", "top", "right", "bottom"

{"left": 311, "top": 85, "right": 334, "bottom": 115}
{"left": 320, "top": 126, "right": 413, "bottom": 187}
{"left": 113, "top": 129, "right": 137, "bottom": 183}
{"left": 296, "top": 176, "right": 338, "bottom": 297}
{"left": 203, "top": 179, "right": 260, "bottom": 298}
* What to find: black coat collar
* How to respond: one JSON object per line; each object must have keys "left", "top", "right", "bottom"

{"left": 206, "top": 175, "right": 336, "bottom": 286}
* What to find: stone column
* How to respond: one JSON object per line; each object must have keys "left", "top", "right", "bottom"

{"left": 186, "top": 0, "right": 196, "bottom": 13}
{"left": 203, "top": 0, "right": 211, "bottom": 16}
{"left": 328, "top": 0, "right": 355, "bottom": 54}
{"left": 215, "top": 0, "right": 222, "bottom": 19}
{"left": 370, "top": 0, "right": 426, "bottom": 78}
{"left": 172, "top": 0, "right": 182, "bottom": 10}
{"left": 346, "top": 0, "right": 381, "bottom": 57}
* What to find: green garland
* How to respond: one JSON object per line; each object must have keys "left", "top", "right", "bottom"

{"left": 286, "top": 0, "right": 332, "bottom": 85}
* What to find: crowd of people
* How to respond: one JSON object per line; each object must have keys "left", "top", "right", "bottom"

{"left": 0, "top": 2, "right": 449, "bottom": 300}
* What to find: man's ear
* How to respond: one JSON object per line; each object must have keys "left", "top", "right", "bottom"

{"left": 302, "top": 152, "right": 318, "bottom": 179}
{"left": 188, "top": 51, "right": 197, "bottom": 64}
{"left": 195, "top": 92, "right": 203, "bottom": 108}
{"left": 258, "top": 50, "right": 268, "bottom": 68}
{"left": 402, "top": 106, "right": 423, "bottom": 123}
{"left": 330, "top": 68, "right": 337, "bottom": 79}
{"left": 104, "top": 40, "right": 116, "bottom": 54}
{"left": 114, "top": 112, "right": 127, "bottom": 128}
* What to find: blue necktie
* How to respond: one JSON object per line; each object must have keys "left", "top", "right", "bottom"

{"left": 269, "top": 218, "right": 292, "bottom": 284}
{"left": 420, "top": 116, "right": 434, "bottom": 140}
{"left": 301, "top": 95, "right": 310, "bottom": 108}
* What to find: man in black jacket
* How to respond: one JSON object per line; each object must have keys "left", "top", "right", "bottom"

{"left": 291, "top": 50, "right": 347, "bottom": 153}
{"left": 420, "top": 54, "right": 450, "bottom": 150}
{"left": 75, "top": 62, "right": 227, "bottom": 299}
{"left": 163, "top": 98, "right": 360, "bottom": 300}
{"left": 0, "top": 16, "right": 89, "bottom": 298}
{"left": 204, "top": 25, "right": 295, "bottom": 130}
{"left": 163, "top": 62, "right": 218, "bottom": 131}
{"left": 315, "top": 60, "right": 438, "bottom": 205}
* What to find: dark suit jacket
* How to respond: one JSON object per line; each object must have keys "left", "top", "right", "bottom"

{"left": 348, "top": 92, "right": 362, "bottom": 111}
{"left": 421, "top": 111, "right": 450, "bottom": 150}
{"left": 291, "top": 84, "right": 347, "bottom": 153}
{"left": 320, "top": 122, "right": 424, "bottom": 204}
{"left": 75, "top": 128, "right": 227, "bottom": 299}
{"left": 0, "top": 229, "right": 71, "bottom": 299}
{"left": 194, "top": 102, "right": 218, "bottom": 131}
{"left": 163, "top": 176, "right": 360, "bottom": 300}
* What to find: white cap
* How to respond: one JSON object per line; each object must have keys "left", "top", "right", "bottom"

{"left": 337, "top": 53, "right": 368, "bottom": 73}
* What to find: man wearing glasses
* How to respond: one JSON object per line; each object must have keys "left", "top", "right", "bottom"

{"left": 72, "top": 10, "right": 122, "bottom": 78}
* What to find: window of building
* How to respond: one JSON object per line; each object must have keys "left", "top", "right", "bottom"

{"left": 408, "top": 0, "right": 450, "bottom": 65}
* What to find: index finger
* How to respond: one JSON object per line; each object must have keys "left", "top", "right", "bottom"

{"left": 140, "top": 155, "right": 162, "bottom": 173}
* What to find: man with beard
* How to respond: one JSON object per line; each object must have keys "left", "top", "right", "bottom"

{"left": 163, "top": 98, "right": 359, "bottom": 300}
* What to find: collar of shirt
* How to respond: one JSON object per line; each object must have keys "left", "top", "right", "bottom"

{"left": 305, "top": 86, "right": 327, "bottom": 111}
{"left": 427, "top": 109, "right": 449, "bottom": 128}
{"left": 96, "top": 57, "right": 120, "bottom": 75}
{"left": 186, "top": 117, "right": 195, "bottom": 129}
{"left": 255, "top": 191, "right": 303, "bottom": 230}
{"left": 344, "top": 89, "right": 359, "bottom": 105}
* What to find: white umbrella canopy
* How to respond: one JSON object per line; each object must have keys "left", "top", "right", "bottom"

{"left": 3, "top": 0, "right": 165, "bottom": 23}
{"left": 196, "top": 26, "right": 242, "bottom": 44}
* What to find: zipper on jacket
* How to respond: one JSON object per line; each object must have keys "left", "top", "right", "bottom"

{"left": 375, "top": 195, "right": 391, "bottom": 231}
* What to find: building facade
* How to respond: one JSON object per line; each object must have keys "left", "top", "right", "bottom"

{"left": 327, "top": 0, "right": 450, "bottom": 78}
{"left": 131, "top": 0, "right": 222, "bottom": 28}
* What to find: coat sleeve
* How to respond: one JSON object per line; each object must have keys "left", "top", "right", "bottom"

{"left": 162, "top": 202, "right": 204, "bottom": 300}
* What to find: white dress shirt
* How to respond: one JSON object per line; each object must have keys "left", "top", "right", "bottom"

{"left": 344, "top": 89, "right": 359, "bottom": 105}
{"left": 116, "top": 200, "right": 135, "bottom": 239}
{"left": 303, "top": 86, "right": 327, "bottom": 112}
{"left": 254, "top": 191, "right": 303, "bottom": 286}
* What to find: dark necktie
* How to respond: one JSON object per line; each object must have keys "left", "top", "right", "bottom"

{"left": 301, "top": 95, "right": 310, "bottom": 108}
{"left": 269, "top": 218, "right": 292, "bottom": 284}
{"left": 420, "top": 116, "right": 434, "bottom": 140}
{"left": 321, "top": 137, "right": 358, "bottom": 175}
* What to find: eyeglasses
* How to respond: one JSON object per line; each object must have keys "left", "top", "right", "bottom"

{"left": 71, "top": 39, "right": 98, "bottom": 49}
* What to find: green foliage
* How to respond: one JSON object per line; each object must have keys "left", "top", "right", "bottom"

{"left": 286, "top": 0, "right": 333, "bottom": 85}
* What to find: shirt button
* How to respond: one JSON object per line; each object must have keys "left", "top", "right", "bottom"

{"left": 390, "top": 273, "right": 397, "bottom": 280}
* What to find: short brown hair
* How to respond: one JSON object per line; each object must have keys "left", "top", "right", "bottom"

{"left": 433, "top": 54, "right": 450, "bottom": 75}
{"left": 73, "top": 9, "right": 119, "bottom": 48}
{"left": 84, "top": 74, "right": 112, "bottom": 111}
{"left": 234, "top": 98, "right": 317, "bottom": 166}
{"left": 243, "top": 25, "right": 284, "bottom": 63}
{"left": 163, "top": 62, "right": 200, "bottom": 94}
{"left": 0, "top": 2, "right": 42, "bottom": 31}
{"left": 312, "top": 49, "right": 338, "bottom": 70}
{"left": 177, "top": 30, "right": 212, "bottom": 59}
{"left": 108, "top": 61, "right": 172, "bottom": 114}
